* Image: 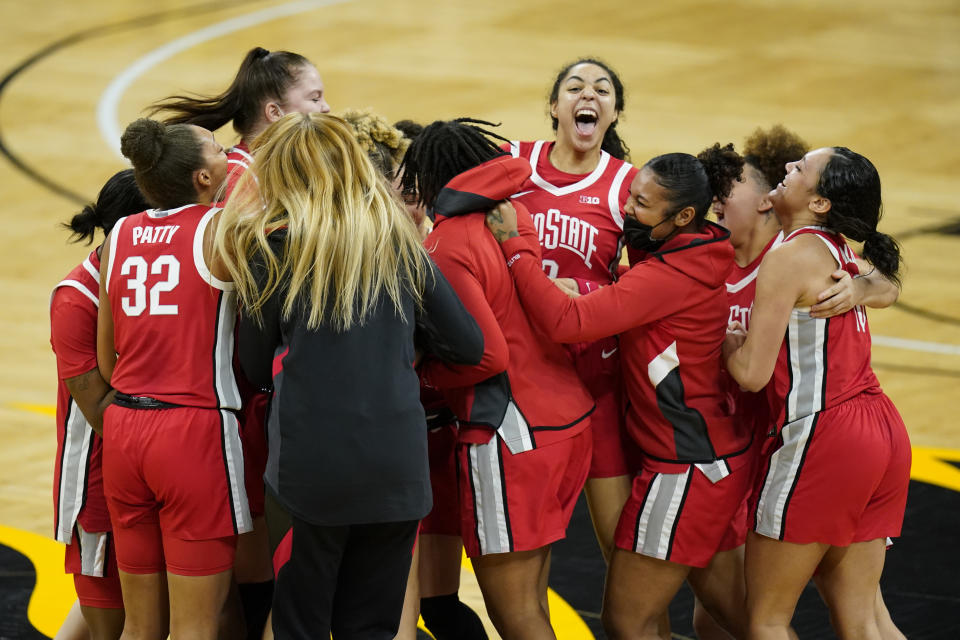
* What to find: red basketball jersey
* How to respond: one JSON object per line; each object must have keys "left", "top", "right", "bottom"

{"left": 507, "top": 140, "right": 637, "bottom": 284}
{"left": 106, "top": 204, "right": 240, "bottom": 409}
{"left": 222, "top": 140, "right": 252, "bottom": 201}
{"left": 50, "top": 250, "right": 111, "bottom": 539}
{"left": 724, "top": 233, "right": 782, "bottom": 437}
{"left": 768, "top": 226, "right": 879, "bottom": 428}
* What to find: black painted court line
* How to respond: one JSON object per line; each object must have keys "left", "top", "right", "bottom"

{"left": 0, "top": 0, "right": 262, "bottom": 205}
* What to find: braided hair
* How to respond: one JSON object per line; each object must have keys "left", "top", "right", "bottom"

{"left": 399, "top": 118, "right": 510, "bottom": 210}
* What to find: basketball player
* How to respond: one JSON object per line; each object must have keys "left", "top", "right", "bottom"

{"left": 692, "top": 127, "right": 904, "bottom": 640}
{"left": 723, "top": 147, "right": 910, "bottom": 639}
{"left": 507, "top": 58, "right": 638, "bottom": 570}
{"left": 51, "top": 169, "right": 149, "bottom": 640}
{"left": 486, "top": 144, "right": 753, "bottom": 639}
{"left": 150, "top": 46, "right": 326, "bottom": 633}
{"left": 97, "top": 118, "right": 250, "bottom": 640}
{"left": 150, "top": 46, "right": 330, "bottom": 201}
{"left": 401, "top": 119, "right": 595, "bottom": 640}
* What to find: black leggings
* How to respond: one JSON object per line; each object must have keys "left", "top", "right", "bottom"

{"left": 270, "top": 516, "right": 418, "bottom": 640}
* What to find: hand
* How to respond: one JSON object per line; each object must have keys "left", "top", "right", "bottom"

{"left": 722, "top": 322, "right": 746, "bottom": 361}
{"left": 485, "top": 201, "right": 520, "bottom": 243}
{"left": 552, "top": 277, "right": 581, "bottom": 299}
{"left": 811, "top": 269, "right": 860, "bottom": 318}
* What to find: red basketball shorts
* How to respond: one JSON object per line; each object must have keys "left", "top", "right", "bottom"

{"left": 65, "top": 525, "right": 123, "bottom": 609}
{"left": 102, "top": 405, "right": 251, "bottom": 575}
{"left": 240, "top": 391, "right": 270, "bottom": 518}
{"left": 569, "top": 337, "right": 631, "bottom": 478}
{"left": 615, "top": 456, "right": 752, "bottom": 568}
{"left": 459, "top": 426, "right": 591, "bottom": 557}
{"left": 420, "top": 422, "right": 461, "bottom": 536}
{"left": 752, "top": 389, "right": 911, "bottom": 545}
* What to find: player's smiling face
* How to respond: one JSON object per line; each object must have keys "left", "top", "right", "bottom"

{"left": 551, "top": 63, "right": 618, "bottom": 153}
{"left": 280, "top": 63, "right": 330, "bottom": 115}
{"left": 770, "top": 147, "right": 832, "bottom": 216}
{"left": 713, "top": 164, "right": 767, "bottom": 247}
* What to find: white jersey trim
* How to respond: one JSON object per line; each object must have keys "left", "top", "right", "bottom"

{"left": 55, "top": 280, "right": 99, "bottom": 307}
{"left": 146, "top": 204, "right": 193, "bottom": 219}
{"left": 105, "top": 215, "right": 128, "bottom": 286}
{"left": 82, "top": 256, "right": 99, "bottom": 281}
{"left": 194, "top": 207, "right": 233, "bottom": 291}
{"left": 607, "top": 162, "right": 632, "bottom": 229}
{"left": 56, "top": 400, "right": 93, "bottom": 543}
{"left": 528, "top": 140, "right": 611, "bottom": 196}
{"left": 727, "top": 231, "right": 784, "bottom": 293}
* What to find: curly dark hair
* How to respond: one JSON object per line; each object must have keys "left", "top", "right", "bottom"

{"left": 742, "top": 124, "right": 809, "bottom": 190}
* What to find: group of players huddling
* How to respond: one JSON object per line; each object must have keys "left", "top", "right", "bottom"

{"left": 50, "top": 48, "right": 910, "bottom": 640}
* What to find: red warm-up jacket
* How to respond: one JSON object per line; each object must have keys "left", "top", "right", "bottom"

{"left": 499, "top": 222, "right": 752, "bottom": 473}
{"left": 419, "top": 156, "right": 594, "bottom": 454}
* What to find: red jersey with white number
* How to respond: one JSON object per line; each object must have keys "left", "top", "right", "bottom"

{"left": 507, "top": 140, "right": 637, "bottom": 284}
{"left": 724, "top": 233, "right": 782, "bottom": 437}
{"left": 107, "top": 204, "right": 240, "bottom": 409}
{"left": 223, "top": 140, "right": 253, "bottom": 201}
{"left": 768, "top": 226, "right": 879, "bottom": 429}
{"left": 50, "top": 250, "right": 111, "bottom": 539}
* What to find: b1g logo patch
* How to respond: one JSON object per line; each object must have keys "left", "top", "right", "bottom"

{"left": 579, "top": 195, "right": 600, "bottom": 205}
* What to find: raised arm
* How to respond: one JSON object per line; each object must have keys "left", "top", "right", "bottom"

{"left": 487, "top": 201, "right": 691, "bottom": 343}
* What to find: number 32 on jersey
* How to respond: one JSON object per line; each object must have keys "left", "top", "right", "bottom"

{"left": 119, "top": 255, "right": 180, "bottom": 316}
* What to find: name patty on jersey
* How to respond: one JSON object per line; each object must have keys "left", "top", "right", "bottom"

{"left": 132, "top": 225, "right": 180, "bottom": 246}
{"left": 533, "top": 209, "right": 599, "bottom": 267}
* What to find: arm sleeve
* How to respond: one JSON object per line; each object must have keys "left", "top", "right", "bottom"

{"left": 50, "top": 290, "right": 99, "bottom": 379}
{"left": 419, "top": 232, "right": 511, "bottom": 390}
{"left": 498, "top": 236, "right": 694, "bottom": 343}
{"left": 237, "top": 247, "right": 284, "bottom": 389}
{"left": 416, "top": 258, "right": 485, "bottom": 366}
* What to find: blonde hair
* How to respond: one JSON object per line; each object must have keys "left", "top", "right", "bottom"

{"left": 340, "top": 107, "right": 410, "bottom": 176}
{"left": 216, "top": 112, "right": 429, "bottom": 331}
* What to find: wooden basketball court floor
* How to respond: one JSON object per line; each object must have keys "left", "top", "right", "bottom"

{"left": 1, "top": 0, "right": 958, "bottom": 637}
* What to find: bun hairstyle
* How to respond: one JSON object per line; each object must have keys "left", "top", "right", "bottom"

{"left": 742, "top": 124, "right": 809, "bottom": 191}
{"left": 393, "top": 119, "right": 424, "bottom": 141}
{"left": 548, "top": 58, "right": 630, "bottom": 162}
{"left": 63, "top": 169, "right": 149, "bottom": 244}
{"left": 644, "top": 143, "right": 744, "bottom": 225}
{"left": 817, "top": 147, "right": 901, "bottom": 286}
{"left": 120, "top": 118, "right": 204, "bottom": 209}
{"left": 341, "top": 108, "right": 410, "bottom": 178}
{"left": 149, "top": 47, "right": 312, "bottom": 138}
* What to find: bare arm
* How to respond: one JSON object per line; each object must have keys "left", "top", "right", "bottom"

{"left": 64, "top": 368, "right": 114, "bottom": 435}
{"left": 97, "top": 232, "right": 117, "bottom": 383}
{"left": 810, "top": 258, "right": 900, "bottom": 318}
{"left": 724, "top": 242, "right": 812, "bottom": 392}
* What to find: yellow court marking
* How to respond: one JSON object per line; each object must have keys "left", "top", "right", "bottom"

{"left": 10, "top": 402, "right": 56, "bottom": 417}
{"left": 459, "top": 551, "right": 595, "bottom": 639}
{"left": 0, "top": 525, "right": 74, "bottom": 639}
{"left": 910, "top": 446, "right": 960, "bottom": 493}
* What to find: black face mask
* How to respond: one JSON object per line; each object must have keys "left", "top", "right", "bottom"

{"left": 623, "top": 214, "right": 675, "bottom": 252}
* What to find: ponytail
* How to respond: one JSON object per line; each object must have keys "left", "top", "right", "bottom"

{"left": 601, "top": 125, "right": 630, "bottom": 162}
{"left": 817, "top": 147, "right": 901, "bottom": 286}
{"left": 62, "top": 169, "right": 149, "bottom": 243}
{"left": 149, "top": 47, "right": 312, "bottom": 138}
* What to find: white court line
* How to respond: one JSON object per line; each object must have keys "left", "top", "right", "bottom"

{"left": 872, "top": 334, "right": 960, "bottom": 356}
{"left": 97, "top": 0, "right": 351, "bottom": 157}
{"left": 92, "top": 2, "right": 960, "bottom": 363}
